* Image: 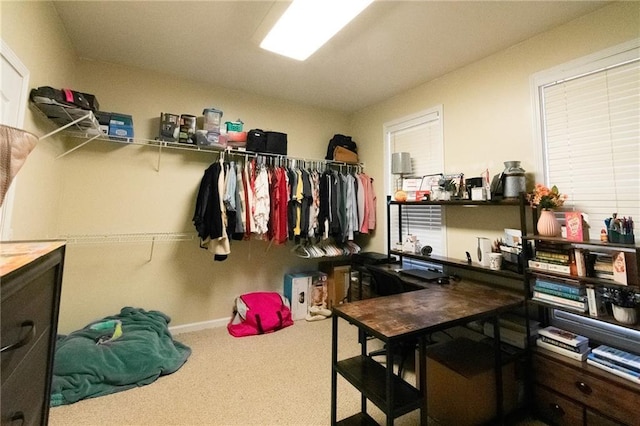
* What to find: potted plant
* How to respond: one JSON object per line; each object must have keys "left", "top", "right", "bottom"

{"left": 601, "top": 287, "right": 639, "bottom": 325}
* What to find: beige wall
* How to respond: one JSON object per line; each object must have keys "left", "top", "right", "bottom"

{"left": 351, "top": 1, "right": 640, "bottom": 260}
{"left": 2, "top": 1, "right": 638, "bottom": 333}
{"left": 2, "top": 1, "right": 352, "bottom": 333}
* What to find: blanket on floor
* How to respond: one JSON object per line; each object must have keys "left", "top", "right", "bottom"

{"left": 50, "top": 307, "right": 191, "bottom": 406}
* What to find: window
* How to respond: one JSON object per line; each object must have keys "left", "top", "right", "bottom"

{"left": 533, "top": 39, "right": 639, "bottom": 244}
{"left": 384, "top": 106, "right": 445, "bottom": 264}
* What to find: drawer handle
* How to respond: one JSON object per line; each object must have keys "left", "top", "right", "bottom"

{"left": 0, "top": 320, "right": 36, "bottom": 353}
{"left": 575, "top": 381, "right": 592, "bottom": 395}
{"left": 549, "top": 403, "right": 565, "bottom": 417}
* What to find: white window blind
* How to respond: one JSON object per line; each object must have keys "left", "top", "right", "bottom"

{"left": 386, "top": 107, "right": 445, "bottom": 259}
{"left": 539, "top": 54, "right": 639, "bottom": 243}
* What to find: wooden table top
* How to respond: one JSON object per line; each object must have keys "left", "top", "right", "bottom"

{"left": 334, "top": 277, "right": 524, "bottom": 341}
{"left": 0, "top": 240, "right": 66, "bottom": 277}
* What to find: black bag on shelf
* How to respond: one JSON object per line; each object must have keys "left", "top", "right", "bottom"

{"left": 30, "top": 86, "right": 98, "bottom": 112}
{"left": 325, "top": 134, "right": 357, "bottom": 160}
{"left": 246, "top": 129, "right": 267, "bottom": 153}
{"left": 265, "top": 131, "right": 287, "bottom": 155}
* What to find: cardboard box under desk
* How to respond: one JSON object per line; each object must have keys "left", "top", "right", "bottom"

{"left": 420, "top": 338, "right": 518, "bottom": 426}
{"left": 318, "top": 261, "right": 351, "bottom": 309}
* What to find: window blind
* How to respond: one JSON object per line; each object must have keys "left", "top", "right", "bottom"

{"left": 539, "top": 57, "right": 639, "bottom": 242}
{"left": 386, "top": 108, "right": 445, "bottom": 258}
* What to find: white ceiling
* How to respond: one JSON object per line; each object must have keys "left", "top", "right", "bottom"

{"left": 53, "top": 1, "right": 610, "bottom": 113}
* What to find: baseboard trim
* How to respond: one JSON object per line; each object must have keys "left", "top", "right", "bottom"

{"left": 169, "top": 317, "right": 228, "bottom": 335}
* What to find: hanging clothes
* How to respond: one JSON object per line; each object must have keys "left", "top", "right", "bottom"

{"left": 192, "top": 160, "right": 230, "bottom": 261}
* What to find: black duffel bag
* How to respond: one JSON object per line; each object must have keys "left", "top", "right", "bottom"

{"left": 246, "top": 129, "right": 267, "bottom": 152}
{"left": 265, "top": 131, "right": 287, "bottom": 155}
{"left": 325, "top": 134, "right": 357, "bottom": 160}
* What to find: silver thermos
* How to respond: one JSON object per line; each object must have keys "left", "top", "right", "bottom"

{"left": 503, "top": 161, "right": 526, "bottom": 198}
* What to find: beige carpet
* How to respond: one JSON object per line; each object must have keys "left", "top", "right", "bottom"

{"left": 48, "top": 318, "right": 545, "bottom": 426}
{"left": 48, "top": 318, "right": 424, "bottom": 425}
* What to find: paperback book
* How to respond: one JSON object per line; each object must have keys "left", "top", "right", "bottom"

{"left": 533, "top": 285, "right": 586, "bottom": 302}
{"left": 591, "top": 345, "right": 640, "bottom": 371}
{"left": 534, "top": 278, "right": 584, "bottom": 296}
{"left": 539, "top": 335, "right": 589, "bottom": 354}
{"left": 536, "top": 338, "right": 590, "bottom": 361}
{"left": 587, "top": 353, "right": 640, "bottom": 384}
{"left": 532, "top": 291, "right": 588, "bottom": 311}
{"left": 538, "top": 326, "right": 589, "bottom": 347}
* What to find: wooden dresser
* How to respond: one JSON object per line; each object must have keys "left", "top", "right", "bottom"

{"left": 533, "top": 347, "right": 640, "bottom": 426}
{"left": 1, "top": 241, "right": 65, "bottom": 426}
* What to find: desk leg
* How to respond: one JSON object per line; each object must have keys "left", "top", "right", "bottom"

{"left": 359, "top": 328, "right": 368, "bottom": 415}
{"left": 331, "top": 315, "right": 338, "bottom": 426}
{"left": 492, "top": 315, "right": 504, "bottom": 425}
{"left": 386, "top": 341, "right": 395, "bottom": 426}
{"left": 419, "top": 336, "right": 427, "bottom": 426}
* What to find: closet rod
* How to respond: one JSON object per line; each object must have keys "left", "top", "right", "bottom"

{"left": 218, "top": 148, "right": 364, "bottom": 171}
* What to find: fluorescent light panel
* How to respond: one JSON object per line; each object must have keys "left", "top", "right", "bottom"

{"left": 260, "top": 0, "right": 374, "bottom": 61}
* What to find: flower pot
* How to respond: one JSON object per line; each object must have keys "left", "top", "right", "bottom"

{"left": 537, "top": 209, "right": 561, "bottom": 237}
{"left": 611, "top": 304, "right": 638, "bottom": 325}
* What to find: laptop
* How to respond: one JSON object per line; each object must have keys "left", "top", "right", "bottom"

{"left": 399, "top": 268, "right": 448, "bottom": 282}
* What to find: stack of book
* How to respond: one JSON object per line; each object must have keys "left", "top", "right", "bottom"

{"left": 593, "top": 253, "right": 615, "bottom": 281}
{"left": 587, "top": 345, "right": 640, "bottom": 384}
{"left": 532, "top": 278, "right": 588, "bottom": 313}
{"left": 482, "top": 313, "right": 540, "bottom": 349}
{"left": 528, "top": 242, "right": 572, "bottom": 274}
{"left": 536, "top": 326, "right": 590, "bottom": 361}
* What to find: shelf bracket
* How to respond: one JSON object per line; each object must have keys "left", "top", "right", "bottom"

{"left": 39, "top": 112, "right": 94, "bottom": 141}
{"left": 55, "top": 132, "right": 102, "bottom": 159}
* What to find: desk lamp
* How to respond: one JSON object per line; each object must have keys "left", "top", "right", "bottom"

{"left": 391, "top": 152, "right": 412, "bottom": 202}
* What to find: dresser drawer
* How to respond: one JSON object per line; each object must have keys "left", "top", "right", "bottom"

{"left": 586, "top": 409, "right": 626, "bottom": 426}
{"left": 1, "top": 266, "right": 56, "bottom": 384}
{"left": 534, "top": 384, "right": 584, "bottom": 426}
{"left": 534, "top": 351, "right": 640, "bottom": 425}
{"left": 1, "top": 332, "right": 49, "bottom": 426}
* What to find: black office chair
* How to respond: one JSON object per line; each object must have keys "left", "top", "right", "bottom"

{"left": 365, "top": 266, "right": 416, "bottom": 377}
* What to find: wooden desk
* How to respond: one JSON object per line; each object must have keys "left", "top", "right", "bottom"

{"left": 330, "top": 275, "right": 524, "bottom": 426}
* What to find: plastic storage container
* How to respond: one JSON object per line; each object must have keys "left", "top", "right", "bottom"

{"left": 202, "top": 108, "right": 223, "bottom": 132}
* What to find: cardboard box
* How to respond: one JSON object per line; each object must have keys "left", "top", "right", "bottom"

{"left": 327, "top": 265, "right": 350, "bottom": 308}
{"left": 283, "top": 273, "right": 312, "bottom": 321}
{"left": 423, "top": 338, "right": 518, "bottom": 425}
{"left": 318, "top": 260, "right": 352, "bottom": 308}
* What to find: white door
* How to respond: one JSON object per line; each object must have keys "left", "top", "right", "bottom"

{"left": 1, "top": 39, "right": 31, "bottom": 240}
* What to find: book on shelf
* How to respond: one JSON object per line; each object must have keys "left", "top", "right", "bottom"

{"left": 535, "top": 250, "right": 570, "bottom": 264}
{"left": 574, "top": 248, "right": 587, "bottom": 277}
{"left": 538, "top": 335, "right": 589, "bottom": 354}
{"left": 532, "top": 291, "right": 588, "bottom": 310}
{"left": 534, "top": 278, "right": 584, "bottom": 295}
{"left": 531, "top": 297, "right": 588, "bottom": 313}
{"left": 585, "top": 287, "right": 607, "bottom": 317}
{"left": 610, "top": 250, "right": 637, "bottom": 286}
{"left": 591, "top": 351, "right": 640, "bottom": 374}
{"left": 538, "top": 326, "right": 589, "bottom": 347}
{"left": 533, "top": 285, "right": 586, "bottom": 302}
{"left": 536, "top": 338, "right": 590, "bottom": 361}
{"left": 587, "top": 353, "right": 640, "bottom": 384}
{"left": 564, "top": 211, "right": 589, "bottom": 242}
{"left": 591, "top": 345, "right": 640, "bottom": 372}
{"left": 529, "top": 260, "right": 571, "bottom": 274}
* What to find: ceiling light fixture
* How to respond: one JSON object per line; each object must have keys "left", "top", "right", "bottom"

{"left": 260, "top": 0, "right": 374, "bottom": 61}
